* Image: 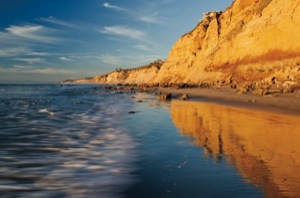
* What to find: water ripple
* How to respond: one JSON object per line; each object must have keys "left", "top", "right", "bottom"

{"left": 0, "top": 84, "right": 138, "bottom": 198}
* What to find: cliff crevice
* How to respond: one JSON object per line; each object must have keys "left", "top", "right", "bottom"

{"left": 153, "top": 0, "right": 300, "bottom": 90}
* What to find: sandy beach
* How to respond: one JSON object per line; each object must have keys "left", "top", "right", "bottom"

{"left": 157, "top": 87, "right": 300, "bottom": 115}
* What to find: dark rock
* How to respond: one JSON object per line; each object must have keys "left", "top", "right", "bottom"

{"left": 128, "top": 111, "right": 136, "bottom": 114}
{"left": 181, "top": 94, "right": 190, "bottom": 100}
{"left": 172, "top": 84, "right": 181, "bottom": 90}
{"left": 158, "top": 93, "right": 172, "bottom": 101}
{"left": 252, "top": 88, "right": 266, "bottom": 95}
{"left": 237, "top": 87, "right": 249, "bottom": 94}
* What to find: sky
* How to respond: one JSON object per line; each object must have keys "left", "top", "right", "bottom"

{"left": 0, "top": 0, "right": 232, "bottom": 83}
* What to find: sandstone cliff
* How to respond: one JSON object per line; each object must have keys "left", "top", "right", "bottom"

{"left": 95, "top": 59, "right": 163, "bottom": 84}
{"left": 65, "top": 0, "right": 300, "bottom": 92}
{"left": 155, "top": 0, "right": 300, "bottom": 87}
{"left": 63, "top": 60, "right": 163, "bottom": 84}
{"left": 156, "top": 0, "right": 300, "bottom": 89}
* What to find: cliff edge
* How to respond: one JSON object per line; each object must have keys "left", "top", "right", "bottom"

{"left": 155, "top": 0, "right": 300, "bottom": 88}
{"left": 65, "top": 0, "right": 300, "bottom": 94}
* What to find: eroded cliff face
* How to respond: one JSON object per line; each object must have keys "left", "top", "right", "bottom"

{"left": 155, "top": 0, "right": 300, "bottom": 86}
{"left": 171, "top": 100, "right": 300, "bottom": 197}
{"left": 65, "top": 0, "right": 300, "bottom": 89}
{"left": 95, "top": 64, "right": 161, "bottom": 84}
{"left": 63, "top": 60, "right": 163, "bottom": 84}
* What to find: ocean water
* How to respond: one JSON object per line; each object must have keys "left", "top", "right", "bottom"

{"left": 2, "top": 84, "right": 299, "bottom": 198}
{"left": 0, "top": 84, "right": 138, "bottom": 198}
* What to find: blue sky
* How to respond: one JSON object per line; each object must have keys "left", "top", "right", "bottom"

{"left": 0, "top": 0, "right": 232, "bottom": 83}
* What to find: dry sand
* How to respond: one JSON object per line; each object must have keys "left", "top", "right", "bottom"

{"left": 158, "top": 87, "right": 300, "bottom": 115}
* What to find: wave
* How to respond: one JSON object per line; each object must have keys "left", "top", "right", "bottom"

{"left": 0, "top": 84, "right": 138, "bottom": 198}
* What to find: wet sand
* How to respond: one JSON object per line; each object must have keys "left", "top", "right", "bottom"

{"left": 170, "top": 100, "right": 300, "bottom": 198}
{"left": 158, "top": 87, "right": 300, "bottom": 115}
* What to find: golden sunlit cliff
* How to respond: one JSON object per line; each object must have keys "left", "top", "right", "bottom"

{"left": 154, "top": 0, "right": 300, "bottom": 86}
{"left": 64, "top": 0, "right": 300, "bottom": 93}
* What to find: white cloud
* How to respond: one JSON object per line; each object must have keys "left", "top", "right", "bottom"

{"left": 138, "top": 15, "right": 160, "bottom": 24}
{"left": 100, "top": 25, "right": 146, "bottom": 41}
{"left": 13, "top": 65, "right": 35, "bottom": 69}
{"left": 0, "top": 66, "right": 76, "bottom": 75}
{"left": 38, "top": 17, "right": 80, "bottom": 29}
{"left": 0, "top": 47, "right": 57, "bottom": 59}
{"left": 0, "top": 47, "right": 30, "bottom": 57}
{"left": 27, "top": 52, "right": 50, "bottom": 56}
{"left": 99, "top": 53, "right": 162, "bottom": 67}
{"left": 7, "top": 25, "right": 41, "bottom": 35}
{"left": 0, "top": 24, "right": 59, "bottom": 44}
{"left": 59, "top": 56, "right": 74, "bottom": 61}
{"left": 100, "top": 53, "right": 122, "bottom": 65}
{"left": 103, "top": 2, "right": 127, "bottom": 11}
{"left": 137, "top": 11, "right": 164, "bottom": 24}
{"left": 24, "top": 68, "right": 76, "bottom": 74}
{"left": 102, "top": 2, "right": 166, "bottom": 26}
{"left": 13, "top": 58, "right": 44, "bottom": 64}
{"left": 0, "top": 47, "right": 53, "bottom": 59}
{"left": 133, "top": 44, "right": 152, "bottom": 51}
{"left": 7, "top": 25, "right": 58, "bottom": 42}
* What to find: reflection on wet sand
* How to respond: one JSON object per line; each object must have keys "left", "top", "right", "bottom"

{"left": 171, "top": 100, "right": 300, "bottom": 198}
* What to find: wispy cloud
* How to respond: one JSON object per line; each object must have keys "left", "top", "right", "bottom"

{"left": 137, "top": 11, "right": 164, "bottom": 24}
{"left": 0, "top": 47, "right": 57, "bottom": 58}
{"left": 0, "top": 66, "right": 77, "bottom": 75}
{"left": 13, "top": 64, "right": 35, "bottom": 69}
{"left": 0, "top": 24, "right": 60, "bottom": 45}
{"left": 27, "top": 51, "right": 50, "bottom": 56}
{"left": 38, "top": 17, "right": 80, "bottom": 29}
{"left": 59, "top": 56, "right": 74, "bottom": 61}
{"left": 0, "top": 47, "right": 30, "bottom": 57}
{"left": 99, "top": 53, "right": 162, "bottom": 66}
{"left": 13, "top": 58, "right": 45, "bottom": 64}
{"left": 103, "top": 2, "right": 164, "bottom": 25}
{"left": 103, "top": 2, "right": 127, "bottom": 11}
{"left": 138, "top": 15, "right": 160, "bottom": 24}
{"left": 3, "top": 25, "right": 59, "bottom": 43}
{"left": 24, "top": 68, "right": 77, "bottom": 74}
{"left": 100, "top": 53, "right": 122, "bottom": 65}
{"left": 100, "top": 25, "right": 146, "bottom": 41}
{"left": 133, "top": 44, "right": 152, "bottom": 51}
{"left": 131, "top": 2, "right": 167, "bottom": 25}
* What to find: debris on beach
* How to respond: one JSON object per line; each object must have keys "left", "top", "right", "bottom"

{"left": 180, "top": 94, "right": 190, "bottom": 100}
{"left": 158, "top": 93, "right": 172, "bottom": 101}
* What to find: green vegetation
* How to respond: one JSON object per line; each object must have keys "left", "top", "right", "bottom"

{"left": 115, "top": 68, "right": 123, "bottom": 72}
{"left": 114, "top": 59, "right": 164, "bottom": 73}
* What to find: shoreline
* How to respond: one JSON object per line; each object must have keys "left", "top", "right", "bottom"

{"left": 157, "top": 87, "right": 300, "bottom": 116}
{"left": 63, "top": 83, "right": 300, "bottom": 116}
